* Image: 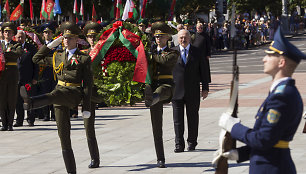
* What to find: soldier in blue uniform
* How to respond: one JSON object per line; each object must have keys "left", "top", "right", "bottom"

{"left": 215, "top": 27, "right": 306, "bottom": 174}
{"left": 37, "top": 22, "right": 58, "bottom": 121}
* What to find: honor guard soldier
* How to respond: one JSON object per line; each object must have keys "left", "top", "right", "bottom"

{"left": 0, "top": 22, "right": 24, "bottom": 131}
{"left": 20, "top": 22, "right": 93, "bottom": 174}
{"left": 37, "top": 21, "right": 58, "bottom": 121}
{"left": 80, "top": 21, "right": 104, "bottom": 168}
{"left": 214, "top": 28, "right": 306, "bottom": 174}
{"left": 144, "top": 22, "right": 179, "bottom": 168}
{"left": 137, "top": 18, "right": 148, "bottom": 33}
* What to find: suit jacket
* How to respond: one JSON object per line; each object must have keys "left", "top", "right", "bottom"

{"left": 17, "top": 42, "right": 39, "bottom": 84}
{"left": 192, "top": 32, "right": 212, "bottom": 83}
{"left": 172, "top": 45, "right": 209, "bottom": 101}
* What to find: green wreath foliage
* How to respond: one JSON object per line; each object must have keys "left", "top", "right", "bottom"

{"left": 93, "top": 21, "right": 151, "bottom": 106}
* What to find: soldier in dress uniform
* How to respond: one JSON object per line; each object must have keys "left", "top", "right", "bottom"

{"left": 20, "top": 22, "right": 93, "bottom": 174}
{"left": 137, "top": 18, "right": 148, "bottom": 34}
{"left": 214, "top": 27, "right": 306, "bottom": 174}
{"left": 37, "top": 22, "right": 58, "bottom": 121}
{"left": 0, "top": 22, "right": 24, "bottom": 131}
{"left": 144, "top": 21, "right": 179, "bottom": 168}
{"left": 78, "top": 21, "right": 103, "bottom": 168}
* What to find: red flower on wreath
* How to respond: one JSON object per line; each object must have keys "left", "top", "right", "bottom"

{"left": 25, "top": 84, "right": 32, "bottom": 91}
{"left": 102, "top": 46, "right": 137, "bottom": 71}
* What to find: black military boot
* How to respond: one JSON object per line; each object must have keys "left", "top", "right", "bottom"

{"left": 87, "top": 138, "right": 100, "bottom": 168}
{"left": 62, "top": 149, "right": 76, "bottom": 174}
{"left": 20, "top": 86, "right": 50, "bottom": 110}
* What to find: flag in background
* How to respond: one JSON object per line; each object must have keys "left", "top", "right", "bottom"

{"left": 29, "top": 0, "right": 34, "bottom": 20}
{"left": 115, "top": 0, "right": 123, "bottom": 20}
{"left": 40, "top": 0, "right": 48, "bottom": 20}
{"left": 168, "top": 0, "right": 176, "bottom": 21}
{"left": 73, "top": 0, "right": 79, "bottom": 23}
{"left": 10, "top": 0, "right": 24, "bottom": 21}
{"left": 140, "top": 0, "right": 147, "bottom": 18}
{"left": 53, "top": 0, "right": 62, "bottom": 16}
{"left": 46, "top": 0, "right": 55, "bottom": 20}
{"left": 0, "top": 0, "right": 2, "bottom": 20}
{"left": 92, "top": 3, "right": 97, "bottom": 21}
{"left": 80, "top": 0, "right": 84, "bottom": 20}
{"left": 122, "top": 0, "right": 138, "bottom": 21}
{"left": 3, "top": 0, "right": 10, "bottom": 20}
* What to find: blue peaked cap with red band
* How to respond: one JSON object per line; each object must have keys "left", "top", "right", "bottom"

{"left": 265, "top": 27, "right": 306, "bottom": 64}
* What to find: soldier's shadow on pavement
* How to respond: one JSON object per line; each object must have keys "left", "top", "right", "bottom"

{"left": 204, "top": 162, "right": 250, "bottom": 172}
{"left": 104, "top": 162, "right": 213, "bottom": 171}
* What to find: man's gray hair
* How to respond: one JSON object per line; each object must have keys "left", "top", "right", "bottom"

{"left": 16, "top": 30, "right": 26, "bottom": 36}
{"left": 178, "top": 29, "right": 191, "bottom": 38}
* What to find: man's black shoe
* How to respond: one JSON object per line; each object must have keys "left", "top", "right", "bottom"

{"left": 13, "top": 123, "right": 23, "bottom": 127}
{"left": 187, "top": 146, "right": 196, "bottom": 151}
{"left": 43, "top": 117, "right": 50, "bottom": 121}
{"left": 157, "top": 160, "right": 166, "bottom": 168}
{"left": 0, "top": 127, "right": 8, "bottom": 131}
{"left": 144, "top": 85, "right": 153, "bottom": 107}
{"left": 88, "top": 159, "right": 100, "bottom": 168}
{"left": 28, "top": 122, "right": 34, "bottom": 127}
{"left": 174, "top": 147, "right": 184, "bottom": 153}
{"left": 7, "top": 126, "right": 13, "bottom": 131}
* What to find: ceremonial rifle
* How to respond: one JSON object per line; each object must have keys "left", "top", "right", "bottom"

{"left": 214, "top": 4, "right": 239, "bottom": 174}
{"left": 303, "top": 121, "right": 306, "bottom": 133}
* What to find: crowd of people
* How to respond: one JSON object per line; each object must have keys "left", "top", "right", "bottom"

{"left": 0, "top": 10, "right": 305, "bottom": 173}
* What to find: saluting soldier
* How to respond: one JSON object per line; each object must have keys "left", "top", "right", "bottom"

{"left": 0, "top": 22, "right": 24, "bottom": 131}
{"left": 144, "top": 21, "right": 179, "bottom": 168}
{"left": 20, "top": 22, "right": 92, "bottom": 174}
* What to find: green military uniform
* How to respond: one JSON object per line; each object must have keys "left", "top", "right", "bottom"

{"left": 145, "top": 22, "right": 179, "bottom": 168}
{"left": 80, "top": 21, "right": 104, "bottom": 168}
{"left": 21, "top": 22, "right": 92, "bottom": 174}
{"left": 0, "top": 22, "right": 24, "bottom": 131}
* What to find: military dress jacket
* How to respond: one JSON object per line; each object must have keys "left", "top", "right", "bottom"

{"left": 231, "top": 78, "right": 303, "bottom": 174}
{"left": 32, "top": 45, "right": 93, "bottom": 111}
{"left": 151, "top": 46, "right": 179, "bottom": 86}
{"left": 0, "top": 40, "right": 24, "bottom": 80}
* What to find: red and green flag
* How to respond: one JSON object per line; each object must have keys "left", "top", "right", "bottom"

{"left": 122, "top": 0, "right": 138, "bottom": 21}
{"left": 89, "top": 21, "right": 151, "bottom": 84}
{"left": 110, "top": 0, "right": 123, "bottom": 19}
{"left": 10, "top": 0, "right": 24, "bottom": 21}
{"left": 73, "top": 0, "right": 79, "bottom": 23}
{"left": 40, "top": 0, "right": 48, "bottom": 20}
{"left": 29, "top": 0, "right": 34, "bottom": 20}
{"left": 92, "top": 3, "right": 97, "bottom": 21}
{"left": 140, "top": 0, "right": 147, "bottom": 18}
{"left": 3, "top": 0, "right": 10, "bottom": 20}
{"left": 80, "top": 0, "right": 84, "bottom": 20}
{"left": 45, "top": 0, "right": 55, "bottom": 20}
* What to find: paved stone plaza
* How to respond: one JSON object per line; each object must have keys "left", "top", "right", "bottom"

{"left": 1, "top": 72, "right": 306, "bottom": 174}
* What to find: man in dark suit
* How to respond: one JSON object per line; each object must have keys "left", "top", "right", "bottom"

{"left": 193, "top": 22, "right": 211, "bottom": 83}
{"left": 14, "top": 30, "right": 39, "bottom": 127}
{"left": 172, "top": 29, "right": 210, "bottom": 152}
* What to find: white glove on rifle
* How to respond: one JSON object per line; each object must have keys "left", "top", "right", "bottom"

{"left": 47, "top": 36, "right": 63, "bottom": 49}
{"left": 219, "top": 112, "right": 240, "bottom": 132}
{"left": 82, "top": 111, "right": 91, "bottom": 118}
{"left": 222, "top": 149, "right": 239, "bottom": 161}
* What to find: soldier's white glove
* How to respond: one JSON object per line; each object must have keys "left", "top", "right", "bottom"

{"left": 222, "top": 149, "right": 239, "bottom": 161}
{"left": 219, "top": 112, "right": 240, "bottom": 132}
{"left": 82, "top": 111, "right": 91, "bottom": 118}
{"left": 47, "top": 36, "right": 63, "bottom": 49}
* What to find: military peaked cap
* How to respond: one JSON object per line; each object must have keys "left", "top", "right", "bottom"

{"left": 83, "top": 21, "right": 102, "bottom": 36}
{"left": 151, "top": 22, "right": 173, "bottom": 36}
{"left": 60, "top": 22, "right": 81, "bottom": 37}
{"left": 2, "top": 22, "right": 17, "bottom": 35}
{"left": 265, "top": 27, "right": 306, "bottom": 64}
{"left": 137, "top": 18, "right": 148, "bottom": 26}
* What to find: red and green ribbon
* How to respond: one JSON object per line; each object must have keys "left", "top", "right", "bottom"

{"left": 89, "top": 21, "right": 151, "bottom": 84}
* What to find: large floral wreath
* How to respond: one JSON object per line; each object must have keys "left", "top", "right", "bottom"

{"left": 90, "top": 21, "right": 151, "bottom": 106}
